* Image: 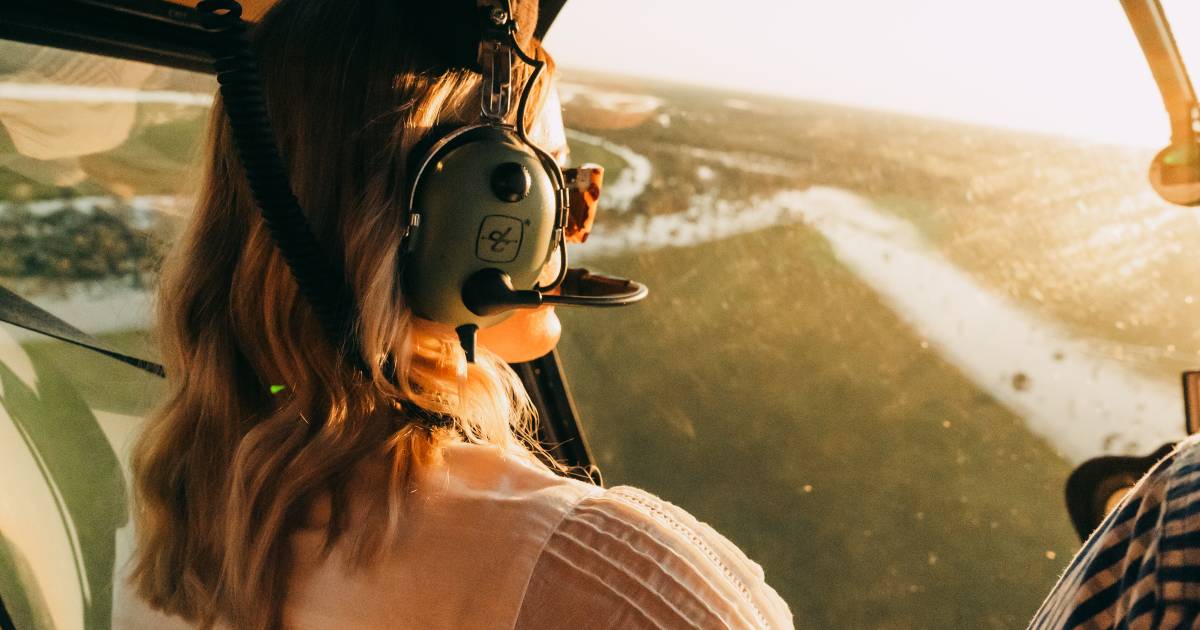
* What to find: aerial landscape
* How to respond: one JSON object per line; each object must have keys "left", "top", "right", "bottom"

{"left": 554, "top": 70, "right": 1197, "bottom": 628}
{"left": 3, "top": 42, "right": 1200, "bottom": 627}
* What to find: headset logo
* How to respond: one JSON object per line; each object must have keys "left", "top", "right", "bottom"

{"left": 476, "top": 215, "right": 524, "bottom": 263}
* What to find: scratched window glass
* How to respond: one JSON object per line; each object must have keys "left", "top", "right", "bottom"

{"left": 0, "top": 40, "right": 212, "bottom": 630}
{"left": 548, "top": 3, "right": 1200, "bottom": 628}
{"left": 0, "top": 41, "right": 211, "bottom": 352}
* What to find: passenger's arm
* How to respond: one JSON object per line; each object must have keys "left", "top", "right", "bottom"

{"left": 1029, "top": 436, "right": 1200, "bottom": 629}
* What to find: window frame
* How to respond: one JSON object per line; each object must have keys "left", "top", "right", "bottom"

{"left": 0, "top": 0, "right": 212, "bottom": 73}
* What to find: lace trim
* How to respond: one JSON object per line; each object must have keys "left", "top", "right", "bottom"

{"left": 609, "top": 488, "right": 771, "bottom": 630}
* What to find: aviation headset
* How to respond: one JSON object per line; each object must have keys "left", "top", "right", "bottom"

{"left": 198, "top": 0, "right": 646, "bottom": 370}
{"left": 402, "top": 0, "right": 647, "bottom": 361}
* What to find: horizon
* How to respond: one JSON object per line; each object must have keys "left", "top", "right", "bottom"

{"left": 555, "top": 65, "right": 1158, "bottom": 150}
{"left": 545, "top": 0, "right": 1200, "bottom": 149}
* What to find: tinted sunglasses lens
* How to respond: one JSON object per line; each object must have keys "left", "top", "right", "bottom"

{"left": 563, "top": 164, "right": 603, "bottom": 243}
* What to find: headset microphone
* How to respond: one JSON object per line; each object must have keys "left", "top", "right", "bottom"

{"left": 462, "top": 268, "right": 649, "bottom": 317}
{"left": 403, "top": 0, "right": 648, "bottom": 362}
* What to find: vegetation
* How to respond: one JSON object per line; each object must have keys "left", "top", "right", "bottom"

{"left": 0, "top": 203, "right": 172, "bottom": 286}
{"left": 559, "top": 225, "right": 1078, "bottom": 629}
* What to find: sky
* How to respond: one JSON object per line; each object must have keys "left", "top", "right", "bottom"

{"left": 544, "top": 0, "right": 1200, "bottom": 147}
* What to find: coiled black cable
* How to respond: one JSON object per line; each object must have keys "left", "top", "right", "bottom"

{"left": 196, "top": 0, "right": 364, "bottom": 373}
{"left": 196, "top": 1, "right": 454, "bottom": 428}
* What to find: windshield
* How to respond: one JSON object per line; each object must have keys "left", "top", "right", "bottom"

{"left": 2, "top": 2, "right": 1200, "bottom": 628}
{"left": 545, "top": 0, "right": 1200, "bottom": 627}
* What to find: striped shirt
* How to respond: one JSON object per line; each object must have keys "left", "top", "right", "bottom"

{"left": 1030, "top": 434, "right": 1200, "bottom": 629}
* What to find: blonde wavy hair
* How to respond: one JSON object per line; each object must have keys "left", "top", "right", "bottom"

{"left": 130, "top": 0, "right": 558, "bottom": 627}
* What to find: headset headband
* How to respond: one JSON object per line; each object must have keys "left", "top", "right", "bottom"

{"left": 200, "top": 0, "right": 644, "bottom": 382}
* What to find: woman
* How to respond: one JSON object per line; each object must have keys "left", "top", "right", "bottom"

{"left": 127, "top": 0, "right": 793, "bottom": 628}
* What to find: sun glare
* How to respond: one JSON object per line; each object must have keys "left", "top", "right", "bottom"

{"left": 546, "top": 0, "right": 1200, "bottom": 147}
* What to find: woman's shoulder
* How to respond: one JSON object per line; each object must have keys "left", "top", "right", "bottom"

{"left": 284, "top": 442, "right": 605, "bottom": 629}
{"left": 516, "top": 484, "right": 794, "bottom": 630}
{"left": 420, "top": 440, "right": 605, "bottom": 509}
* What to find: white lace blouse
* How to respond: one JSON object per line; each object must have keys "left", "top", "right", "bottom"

{"left": 116, "top": 440, "right": 794, "bottom": 629}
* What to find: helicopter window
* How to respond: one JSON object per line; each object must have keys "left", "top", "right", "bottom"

{"left": 0, "top": 39, "right": 212, "bottom": 629}
{"left": 3, "top": 1, "right": 1200, "bottom": 626}
{"left": 0, "top": 39, "right": 212, "bottom": 357}
{"left": 546, "top": 1, "right": 1200, "bottom": 627}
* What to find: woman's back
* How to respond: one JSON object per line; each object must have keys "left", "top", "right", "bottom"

{"left": 122, "top": 0, "right": 793, "bottom": 626}
{"left": 285, "top": 442, "right": 792, "bottom": 629}
{"left": 118, "top": 441, "right": 792, "bottom": 629}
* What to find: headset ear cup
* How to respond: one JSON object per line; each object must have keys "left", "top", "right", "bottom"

{"left": 402, "top": 124, "right": 563, "bottom": 328}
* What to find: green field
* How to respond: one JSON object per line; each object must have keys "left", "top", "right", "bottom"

{"left": 557, "top": 222, "right": 1079, "bottom": 629}
{"left": 551, "top": 70, "right": 1200, "bottom": 627}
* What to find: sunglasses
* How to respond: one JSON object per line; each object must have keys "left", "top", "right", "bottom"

{"left": 562, "top": 163, "right": 603, "bottom": 244}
